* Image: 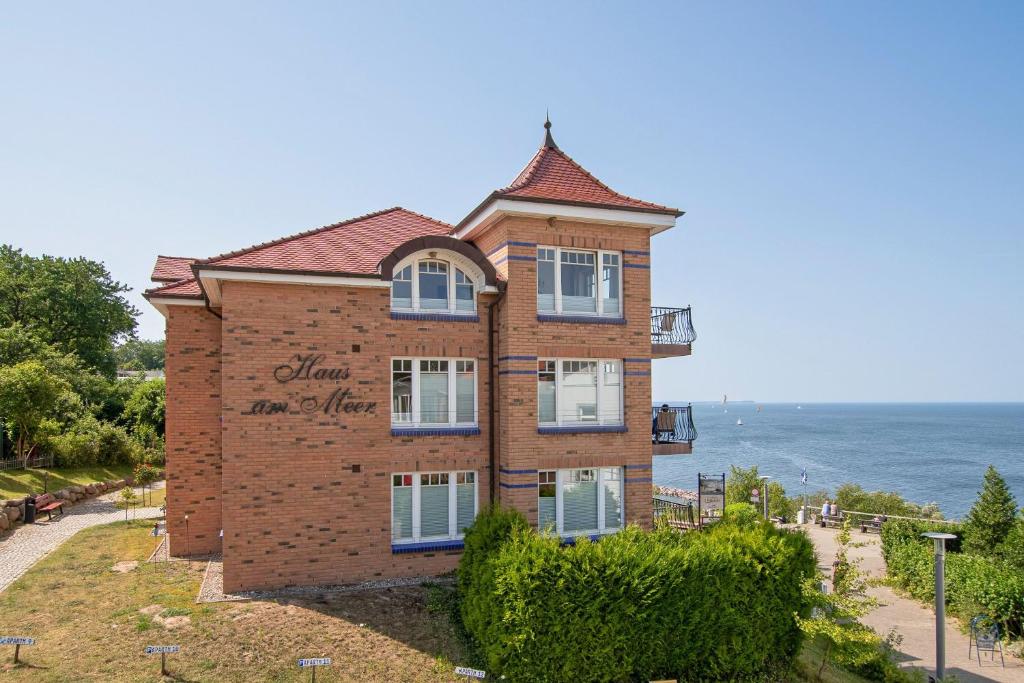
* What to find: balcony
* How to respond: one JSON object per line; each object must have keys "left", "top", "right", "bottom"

{"left": 651, "top": 306, "right": 695, "bottom": 358}
{"left": 652, "top": 404, "right": 697, "bottom": 455}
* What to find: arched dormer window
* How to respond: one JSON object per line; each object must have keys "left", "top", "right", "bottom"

{"left": 390, "top": 251, "right": 481, "bottom": 316}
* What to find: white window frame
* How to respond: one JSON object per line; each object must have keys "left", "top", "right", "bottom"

{"left": 391, "top": 357, "right": 478, "bottom": 428}
{"left": 390, "top": 251, "right": 482, "bottom": 315}
{"left": 537, "top": 358, "right": 623, "bottom": 427}
{"left": 391, "top": 470, "right": 478, "bottom": 543}
{"left": 537, "top": 467, "right": 624, "bottom": 536}
{"left": 536, "top": 246, "right": 622, "bottom": 317}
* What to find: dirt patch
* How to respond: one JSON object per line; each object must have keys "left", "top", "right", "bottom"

{"left": 139, "top": 604, "right": 163, "bottom": 616}
{"left": 160, "top": 615, "right": 191, "bottom": 629}
{"left": 111, "top": 561, "right": 138, "bottom": 573}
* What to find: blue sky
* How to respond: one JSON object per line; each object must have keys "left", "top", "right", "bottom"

{"left": 2, "top": 2, "right": 1021, "bottom": 402}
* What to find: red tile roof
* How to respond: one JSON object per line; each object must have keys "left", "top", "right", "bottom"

{"left": 151, "top": 255, "right": 197, "bottom": 282}
{"left": 456, "top": 138, "right": 681, "bottom": 231}
{"left": 144, "top": 278, "right": 203, "bottom": 299}
{"left": 498, "top": 145, "right": 681, "bottom": 215}
{"left": 194, "top": 207, "right": 452, "bottom": 275}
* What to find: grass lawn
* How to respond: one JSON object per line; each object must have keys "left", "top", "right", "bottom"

{"left": 115, "top": 485, "right": 166, "bottom": 512}
{"left": 0, "top": 465, "right": 136, "bottom": 500}
{"left": 0, "top": 520, "right": 466, "bottom": 682}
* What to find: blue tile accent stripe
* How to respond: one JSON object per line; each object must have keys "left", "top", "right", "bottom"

{"left": 623, "top": 263, "right": 650, "bottom": 269}
{"left": 499, "top": 481, "right": 536, "bottom": 489}
{"left": 507, "top": 255, "right": 534, "bottom": 261}
{"left": 537, "top": 314, "right": 627, "bottom": 325}
{"left": 392, "top": 540, "right": 465, "bottom": 554}
{"left": 538, "top": 425, "right": 628, "bottom": 435}
{"left": 498, "top": 355, "right": 538, "bottom": 362}
{"left": 498, "top": 369, "right": 536, "bottom": 376}
{"left": 485, "top": 240, "right": 537, "bottom": 257}
{"left": 623, "top": 463, "right": 653, "bottom": 470}
{"left": 624, "top": 370, "right": 651, "bottom": 376}
{"left": 560, "top": 534, "right": 604, "bottom": 545}
{"left": 623, "top": 358, "right": 651, "bottom": 364}
{"left": 499, "top": 467, "right": 538, "bottom": 475}
{"left": 390, "top": 312, "right": 480, "bottom": 322}
{"left": 622, "top": 249, "right": 651, "bottom": 256}
{"left": 625, "top": 477, "right": 653, "bottom": 484}
{"left": 391, "top": 427, "right": 481, "bottom": 437}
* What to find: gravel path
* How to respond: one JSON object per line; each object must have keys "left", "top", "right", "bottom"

{"left": 804, "top": 523, "right": 1023, "bottom": 682}
{"left": 0, "top": 484, "right": 164, "bottom": 594}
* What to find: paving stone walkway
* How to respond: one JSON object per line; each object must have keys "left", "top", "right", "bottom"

{"left": 804, "top": 523, "right": 1024, "bottom": 682}
{"left": 0, "top": 484, "right": 164, "bottom": 594}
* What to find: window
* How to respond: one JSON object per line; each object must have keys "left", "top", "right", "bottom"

{"left": 392, "top": 471, "right": 477, "bottom": 543}
{"left": 391, "top": 256, "right": 476, "bottom": 314}
{"left": 537, "top": 359, "right": 623, "bottom": 427}
{"left": 537, "top": 467, "right": 623, "bottom": 535}
{"left": 536, "top": 247, "right": 622, "bottom": 317}
{"left": 392, "top": 358, "right": 477, "bottom": 427}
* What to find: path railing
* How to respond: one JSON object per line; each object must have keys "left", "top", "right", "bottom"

{"left": 0, "top": 454, "right": 54, "bottom": 471}
{"left": 653, "top": 495, "right": 698, "bottom": 530}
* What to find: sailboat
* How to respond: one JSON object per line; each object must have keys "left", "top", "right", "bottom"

{"left": 722, "top": 394, "right": 728, "bottom": 413}
{"left": 736, "top": 418, "right": 743, "bottom": 426}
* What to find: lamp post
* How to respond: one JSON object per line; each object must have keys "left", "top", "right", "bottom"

{"left": 922, "top": 532, "right": 957, "bottom": 680}
{"left": 758, "top": 475, "right": 771, "bottom": 520}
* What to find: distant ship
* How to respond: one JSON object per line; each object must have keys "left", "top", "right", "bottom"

{"left": 736, "top": 418, "right": 743, "bottom": 426}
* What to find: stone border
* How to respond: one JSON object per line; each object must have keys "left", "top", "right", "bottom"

{"left": 195, "top": 554, "right": 453, "bottom": 604}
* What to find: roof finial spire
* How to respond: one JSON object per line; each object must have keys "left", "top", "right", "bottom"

{"left": 543, "top": 110, "right": 558, "bottom": 149}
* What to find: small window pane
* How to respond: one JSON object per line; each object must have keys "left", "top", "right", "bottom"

{"left": 600, "top": 361, "right": 621, "bottom": 425}
{"left": 538, "top": 361, "right": 556, "bottom": 424}
{"left": 419, "top": 261, "right": 449, "bottom": 310}
{"left": 392, "top": 362, "right": 412, "bottom": 423}
{"left": 457, "top": 475, "right": 476, "bottom": 533}
{"left": 456, "top": 364, "right": 475, "bottom": 423}
{"left": 602, "top": 255, "right": 620, "bottom": 316}
{"left": 560, "top": 251, "right": 596, "bottom": 313}
{"left": 537, "top": 249, "right": 556, "bottom": 311}
{"left": 538, "top": 471, "right": 557, "bottom": 531}
{"left": 562, "top": 469, "right": 598, "bottom": 533}
{"left": 420, "top": 476, "right": 450, "bottom": 537}
{"left": 603, "top": 468, "right": 622, "bottom": 530}
{"left": 419, "top": 363, "right": 449, "bottom": 424}
{"left": 392, "top": 484, "right": 413, "bottom": 540}
{"left": 561, "top": 360, "right": 598, "bottom": 424}
{"left": 392, "top": 265, "right": 413, "bottom": 309}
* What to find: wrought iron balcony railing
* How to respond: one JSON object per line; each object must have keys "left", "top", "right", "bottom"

{"left": 651, "top": 306, "right": 695, "bottom": 347}
{"left": 652, "top": 404, "right": 697, "bottom": 455}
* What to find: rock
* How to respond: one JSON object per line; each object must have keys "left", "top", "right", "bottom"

{"left": 84, "top": 485, "right": 97, "bottom": 495}
{"left": 5, "top": 507, "right": 18, "bottom": 524}
{"left": 3, "top": 499, "right": 21, "bottom": 508}
{"left": 55, "top": 489, "right": 70, "bottom": 500}
{"left": 70, "top": 485, "right": 85, "bottom": 494}
{"left": 0, "top": 514, "right": 8, "bottom": 531}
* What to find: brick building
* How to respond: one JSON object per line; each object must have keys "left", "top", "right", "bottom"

{"left": 145, "top": 121, "right": 697, "bottom": 592}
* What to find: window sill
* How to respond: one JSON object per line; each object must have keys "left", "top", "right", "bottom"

{"left": 391, "top": 539, "right": 465, "bottom": 554}
{"left": 391, "top": 311, "right": 479, "bottom": 322}
{"left": 537, "top": 425, "right": 627, "bottom": 435}
{"left": 537, "top": 314, "right": 626, "bottom": 325}
{"left": 391, "top": 426, "right": 481, "bottom": 437}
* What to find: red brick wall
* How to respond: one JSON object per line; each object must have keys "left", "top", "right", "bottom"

{"left": 218, "top": 281, "right": 491, "bottom": 592}
{"left": 164, "top": 305, "right": 223, "bottom": 556}
{"left": 474, "top": 216, "right": 654, "bottom": 528}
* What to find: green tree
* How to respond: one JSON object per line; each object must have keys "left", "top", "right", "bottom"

{"left": 0, "top": 360, "right": 69, "bottom": 463}
{"left": 963, "top": 465, "right": 1018, "bottom": 556}
{"left": 133, "top": 462, "right": 160, "bottom": 506}
{"left": 998, "top": 512, "right": 1024, "bottom": 570}
{"left": 726, "top": 464, "right": 761, "bottom": 507}
{"left": 123, "top": 378, "right": 165, "bottom": 440}
{"left": 118, "top": 485, "right": 138, "bottom": 521}
{"left": 0, "top": 245, "right": 138, "bottom": 375}
{"left": 114, "top": 339, "right": 165, "bottom": 371}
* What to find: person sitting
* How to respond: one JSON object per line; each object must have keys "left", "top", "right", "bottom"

{"left": 652, "top": 404, "right": 675, "bottom": 443}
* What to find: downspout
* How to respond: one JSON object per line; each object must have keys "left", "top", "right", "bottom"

{"left": 487, "top": 285, "right": 507, "bottom": 505}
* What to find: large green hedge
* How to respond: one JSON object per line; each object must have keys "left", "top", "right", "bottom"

{"left": 458, "top": 507, "right": 816, "bottom": 682}
{"left": 881, "top": 519, "right": 1024, "bottom": 637}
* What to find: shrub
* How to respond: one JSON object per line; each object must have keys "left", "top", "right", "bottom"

{"left": 47, "top": 414, "right": 141, "bottom": 466}
{"left": 834, "top": 483, "right": 942, "bottom": 519}
{"left": 458, "top": 510, "right": 815, "bottom": 682}
{"left": 723, "top": 501, "right": 762, "bottom": 527}
{"left": 881, "top": 519, "right": 1024, "bottom": 637}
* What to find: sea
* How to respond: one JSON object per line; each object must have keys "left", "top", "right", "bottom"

{"left": 652, "top": 402, "right": 1024, "bottom": 520}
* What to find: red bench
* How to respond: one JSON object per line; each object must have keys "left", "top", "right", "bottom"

{"left": 34, "top": 493, "right": 65, "bottom": 521}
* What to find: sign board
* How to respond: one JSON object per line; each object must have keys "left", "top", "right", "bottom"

{"left": 697, "top": 473, "right": 726, "bottom": 527}
{"left": 145, "top": 645, "right": 180, "bottom": 654}
{"left": 298, "top": 658, "right": 332, "bottom": 667}
{"left": 455, "top": 666, "right": 487, "bottom": 679}
{"left": 0, "top": 637, "right": 34, "bottom": 646}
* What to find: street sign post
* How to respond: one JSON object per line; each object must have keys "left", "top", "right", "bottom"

{"left": 0, "top": 636, "right": 35, "bottom": 664}
{"left": 145, "top": 645, "right": 180, "bottom": 676}
{"left": 298, "top": 657, "right": 332, "bottom": 682}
